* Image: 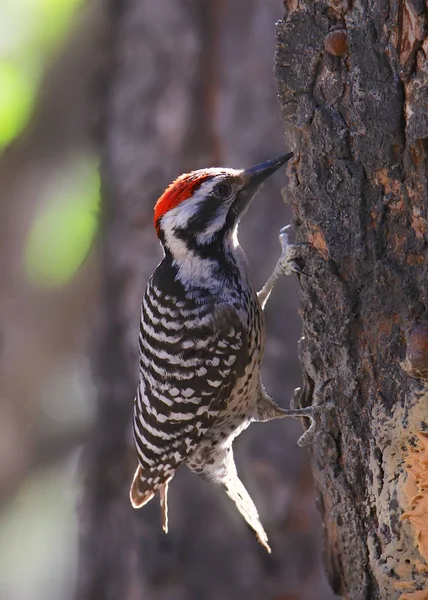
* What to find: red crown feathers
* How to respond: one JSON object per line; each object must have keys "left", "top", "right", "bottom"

{"left": 154, "top": 171, "right": 213, "bottom": 233}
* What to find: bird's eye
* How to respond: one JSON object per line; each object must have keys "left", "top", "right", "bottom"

{"left": 213, "top": 181, "right": 234, "bottom": 200}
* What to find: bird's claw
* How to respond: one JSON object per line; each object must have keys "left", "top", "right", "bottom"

{"left": 257, "top": 226, "right": 311, "bottom": 308}
{"left": 295, "top": 405, "right": 322, "bottom": 447}
{"left": 295, "top": 401, "right": 335, "bottom": 448}
{"left": 277, "top": 225, "right": 310, "bottom": 277}
{"left": 278, "top": 225, "right": 291, "bottom": 253}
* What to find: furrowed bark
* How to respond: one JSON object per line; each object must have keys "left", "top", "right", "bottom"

{"left": 276, "top": 2, "right": 428, "bottom": 599}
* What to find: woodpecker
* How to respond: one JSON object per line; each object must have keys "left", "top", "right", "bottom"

{"left": 130, "top": 153, "right": 317, "bottom": 553}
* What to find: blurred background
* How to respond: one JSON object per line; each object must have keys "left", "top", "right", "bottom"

{"left": 0, "top": 1, "right": 336, "bottom": 599}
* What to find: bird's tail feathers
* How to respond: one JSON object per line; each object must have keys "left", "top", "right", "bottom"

{"left": 223, "top": 473, "right": 271, "bottom": 553}
{"left": 130, "top": 464, "right": 155, "bottom": 508}
{"left": 159, "top": 480, "right": 169, "bottom": 533}
{"left": 130, "top": 464, "right": 173, "bottom": 533}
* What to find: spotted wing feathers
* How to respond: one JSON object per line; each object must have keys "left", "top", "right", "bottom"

{"left": 131, "top": 289, "right": 249, "bottom": 510}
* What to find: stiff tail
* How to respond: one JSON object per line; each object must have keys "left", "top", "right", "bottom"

{"left": 223, "top": 473, "right": 271, "bottom": 553}
{"left": 130, "top": 464, "right": 155, "bottom": 508}
{"left": 130, "top": 465, "right": 172, "bottom": 533}
{"left": 159, "top": 480, "right": 169, "bottom": 533}
{"left": 189, "top": 445, "right": 271, "bottom": 553}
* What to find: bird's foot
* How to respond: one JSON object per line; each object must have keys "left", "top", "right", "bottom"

{"left": 294, "top": 405, "right": 324, "bottom": 448}
{"left": 278, "top": 389, "right": 334, "bottom": 447}
{"left": 257, "top": 225, "right": 311, "bottom": 309}
{"left": 276, "top": 225, "right": 310, "bottom": 277}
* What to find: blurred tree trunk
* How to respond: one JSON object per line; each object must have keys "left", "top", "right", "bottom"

{"left": 276, "top": 2, "right": 428, "bottom": 599}
{"left": 76, "top": 1, "right": 336, "bottom": 600}
{"left": 0, "top": 2, "right": 105, "bottom": 507}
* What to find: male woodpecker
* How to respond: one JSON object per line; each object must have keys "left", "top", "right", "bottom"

{"left": 130, "top": 153, "right": 317, "bottom": 552}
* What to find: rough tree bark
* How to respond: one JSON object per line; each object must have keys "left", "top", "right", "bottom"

{"left": 76, "top": 1, "right": 336, "bottom": 599}
{"left": 276, "top": 2, "right": 428, "bottom": 599}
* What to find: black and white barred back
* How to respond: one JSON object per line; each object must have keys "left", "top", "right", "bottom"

{"left": 132, "top": 251, "right": 263, "bottom": 506}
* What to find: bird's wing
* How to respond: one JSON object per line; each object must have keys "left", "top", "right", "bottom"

{"left": 131, "top": 302, "right": 249, "bottom": 508}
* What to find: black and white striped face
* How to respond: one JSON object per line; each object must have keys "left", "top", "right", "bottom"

{"left": 159, "top": 169, "right": 244, "bottom": 251}
{"left": 154, "top": 154, "right": 293, "bottom": 260}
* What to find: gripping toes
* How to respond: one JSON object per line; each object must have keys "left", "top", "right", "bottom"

{"left": 279, "top": 224, "right": 292, "bottom": 252}
{"left": 293, "top": 400, "right": 335, "bottom": 448}
{"left": 257, "top": 225, "right": 310, "bottom": 308}
{"left": 295, "top": 405, "right": 323, "bottom": 448}
{"left": 277, "top": 225, "right": 308, "bottom": 276}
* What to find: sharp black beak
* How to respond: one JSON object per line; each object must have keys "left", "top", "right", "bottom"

{"left": 242, "top": 152, "right": 293, "bottom": 189}
{"left": 226, "top": 152, "right": 293, "bottom": 228}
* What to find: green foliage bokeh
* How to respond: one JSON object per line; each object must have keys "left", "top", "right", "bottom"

{"left": 1, "top": 0, "right": 101, "bottom": 289}
{"left": 0, "top": 0, "right": 83, "bottom": 148}
{"left": 24, "top": 158, "right": 100, "bottom": 288}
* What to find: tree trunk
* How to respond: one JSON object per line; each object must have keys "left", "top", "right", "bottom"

{"left": 276, "top": 2, "right": 428, "bottom": 599}
{"left": 76, "top": 1, "right": 336, "bottom": 599}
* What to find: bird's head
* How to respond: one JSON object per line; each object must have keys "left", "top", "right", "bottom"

{"left": 153, "top": 153, "right": 293, "bottom": 257}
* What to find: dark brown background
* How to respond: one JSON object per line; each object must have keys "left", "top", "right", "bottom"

{"left": 0, "top": 1, "right": 335, "bottom": 599}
